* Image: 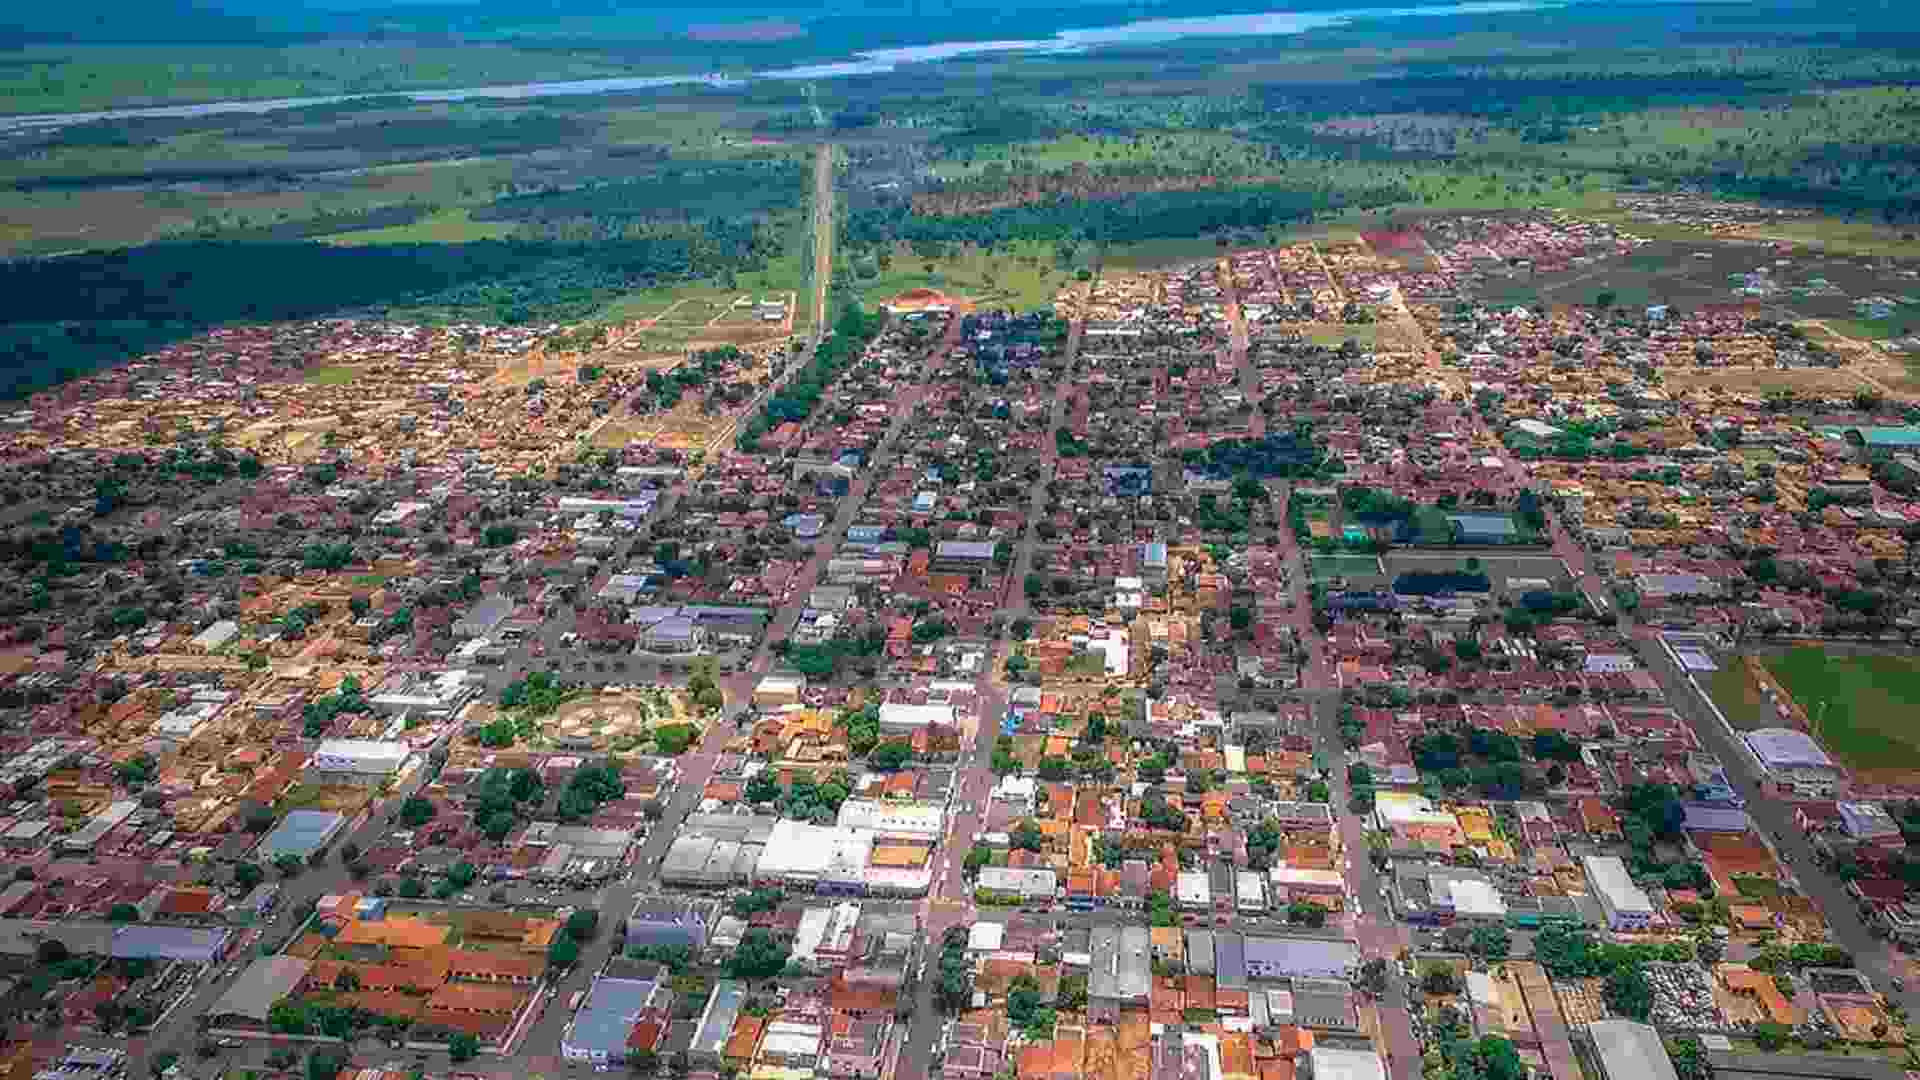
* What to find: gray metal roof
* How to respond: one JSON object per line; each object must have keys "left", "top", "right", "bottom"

{"left": 1087, "top": 925, "right": 1150, "bottom": 1003}
{"left": 209, "top": 956, "right": 311, "bottom": 1021}
{"left": 1591, "top": 1021, "right": 1679, "bottom": 1080}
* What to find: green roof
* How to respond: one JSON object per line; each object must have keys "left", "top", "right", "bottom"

{"left": 1828, "top": 426, "right": 1920, "bottom": 447}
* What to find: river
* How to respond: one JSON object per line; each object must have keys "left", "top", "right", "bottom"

{"left": 0, "top": 0, "right": 1551, "bottom": 133}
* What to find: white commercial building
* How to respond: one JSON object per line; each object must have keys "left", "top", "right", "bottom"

{"left": 307, "top": 739, "right": 412, "bottom": 787}
{"left": 753, "top": 821, "right": 873, "bottom": 891}
{"left": 1583, "top": 855, "right": 1655, "bottom": 931}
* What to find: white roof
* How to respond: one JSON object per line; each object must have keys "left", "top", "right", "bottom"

{"left": 835, "top": 799, "right": 944, "bottom": 836}
{"left": 877, "top": 702, "right": 954, "bottom": 729}
{"left": 761, "top": 1021, "right": 823, "bottom": 1058}
{"left": 1310, "top": 1047, "right": 1387, "bottom": 1080}
{"left": 1270, "top": 866, "right": 1344, "bottom": 888}
{"left": 968, "top": 922, "right": 1006, "bottom": 952}
{"left": 1582, "top": 855, "right": 1654, "bottom": 916}
{"left": 311, "top": 739, "right": 411, "bottom": 772}
{"left": 1177, "top": 871, "right": 1211, "bottom": 902}
{"left": 1746, "top": 727, "right": 1836, "bottom": 769}
{"left": 191, "top": 620, "right": 240, "bottom": 649}
{"left": 1373, "top": 791, "right": 1459, "bottom": 829}
{"left": 994, "top": 775, "right": 1037, "bottom": 801}
{"left": 1449, "top": 877, "right": 1508, "bottom": 918}
{"left": 755, "top": 821, "right": 874, "bottom": 880}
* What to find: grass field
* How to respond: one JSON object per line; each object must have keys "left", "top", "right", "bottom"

{"left": 304, "top": 366, "right": 359, "bottom": 386}
{"left": 1767, "top": 645, "right": 1920, "bottom": 770}
{"left": 319, "top": 207, "right": 515, "bottom": 247}
{"left": 1707, "top": 662, "right": 1775, "bottom": 732}
{"left": 1309, "top": 553, "right": 1385, "bottom": 582}
{"left": 850, "top": 238, "right": 1069, "bottom": 313}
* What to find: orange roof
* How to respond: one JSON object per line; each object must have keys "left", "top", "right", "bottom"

{"left": 726, "top": 1014, "right": 766, "bottom": 1062}
{"left": 428, "top": 983, "right": 528, "bottom": 1014}
{"left": 335, "top": 917, "right": 452, "bottom": 950}
{"left": 1220, "top": 1034, "right": 1255, "bottom": 1080}
{"left": 872, "top": 846, "right": 929, "bottom": 868}
{"left": 444, "top": 948, "right": 543, "bottom": 980}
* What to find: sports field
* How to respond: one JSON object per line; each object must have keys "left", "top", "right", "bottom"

{"left": 1766, "top": 646, "right": 1920, "bottom": 770}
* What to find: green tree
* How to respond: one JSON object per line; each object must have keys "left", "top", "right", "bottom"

{"left": 448, "top": 1033, "right": 479, "bottom": 1063}
{"left": 728, "top": 929, "right": 792, "bottom": 980}
{"left": 548, "top": 935, "right": 580, "bottom": 970}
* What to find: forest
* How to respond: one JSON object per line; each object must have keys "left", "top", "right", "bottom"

{"left": 0, "top": 218, "right": 779, "bottom": 399}
{"left": 847, "top": 180, "right": 1412, "bottom": 255}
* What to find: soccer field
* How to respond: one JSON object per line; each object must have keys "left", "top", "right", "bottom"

{"left": 1766, "top": 646, "right": 1920, "bottom": 770}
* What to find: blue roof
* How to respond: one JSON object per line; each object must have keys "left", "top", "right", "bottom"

{"left": 1851, "top": 426, "right": 1920, "bottom": 447}
{"left": 568, "top": 977, "right": 658, "bottom": 1057}
{"left": 258, "top": 810, "right": 345, "bottom": 859}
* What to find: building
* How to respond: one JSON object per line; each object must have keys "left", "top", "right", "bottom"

{"left": 307, "top": 739, "right": 411, "bottom": 786}
{"left": 61, "top": 800, "right": 137, "bottom": 852}
{"left": 754, "top": 821, "right": 874, "bottom": 895}
{"left": 1235, "top": 872, "right": 1267, "bottom": 914}
{"left": 1088, "top": 926, "right": 1151, "bottom": 1022}
{"left": 1309, "top": 1048, "right": 1386, "bottom": 1080}
{"left": 563, "top": 976, "right": 665, "bottom": 1064}
{"left": 626, "top": 899, "right": 708, "bottom": 953}
{"left": 753, "top": 675, "right": 807, "bottom": 709}
{"left": 760, "top": 1020, "right": 824, "bottom": 1068}
{"left": 1176, "top": 871, "right": 1211, "bottom": 911}
{"left": 932, "top": 540, "right": 997, "bottom": 573}
{"left": 1588, "top": 1022, "right": 1679, "bottom": 1080}
{"left": 1743, "top": 728, "right": 1844, "bottom": 797}
{"left": 1242, "top": 936, "right": 1358, "bottom": 981}
{"left": 454, "top": 593, "right": 517, "bottom": 638}
{"left": 835, "top": 800, "right": 944, "bottom": 838}
{"left": 691, "top": 980, "right": 746, "bottom": 1066}
{"left": 976, "top": 867, "right": 1057, "bottom": 903}
{"left": 1583, "top": 855, "right": 1655, "bottom": 931}
{"left": 190, "top": 620, "right": 241, "bottom": 653}
{"left": 793, "top": 902, "right": 863, "bottom": 972}
{"left": 877, "top": 702, "right": 954, "bottom": 736}
{"left": 257, "top": 810, "right": 348, "bottom": 862}
{"left": 206, "top": 955, "right": 312, "bottom": 1026}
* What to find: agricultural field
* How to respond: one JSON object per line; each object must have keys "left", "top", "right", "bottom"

{"left": 1764, "top": 645, "right": 1920, "bottom": 772}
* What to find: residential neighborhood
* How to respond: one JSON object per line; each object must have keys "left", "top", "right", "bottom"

{"left": 2, "top": 208, "right": 1920, "bottom": 1080}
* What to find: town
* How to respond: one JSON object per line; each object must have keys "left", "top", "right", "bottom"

{"left": 3, "top": 206, "right": 1920, "bottom": 1080}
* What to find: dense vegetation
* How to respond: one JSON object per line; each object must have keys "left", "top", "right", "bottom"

{"left": 0, "top": 220, "right": 777, "bottom": 400}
